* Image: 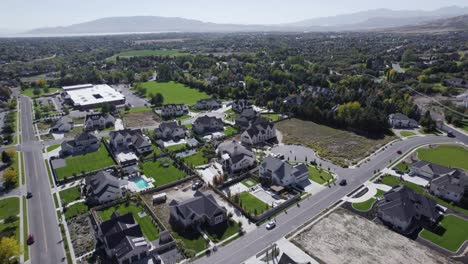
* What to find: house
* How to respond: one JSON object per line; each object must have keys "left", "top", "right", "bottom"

{"left": 84, "top": 113, "right": 115, "bottom": 131}
{"left": 192, "top": 115, "right": 224, "bottom": 135}
{"left": 388, "top": 113, "right": 418, "bottom": 129}
{"left": 410, "top": 160, "right": 462, "bottom": 180}
{"left": 109, "top": 129, "right": 153, "bottom": 155}
{"left": 235, "top": 108, "right": 258, "bottom": 130}
{"left": 169, "top": 191, "right": 227, "bottom": 230}
{"left": 60, "top": 132, "right": 100, "bottom": 156}
{"left": 232, "top": 99, "right": 252, "bottom": 113}
{"left": 259, "top": 156, "right": 308, "bottom": 187}
{"left": 444, "top": 77, "right": 468, "bottom": 89}
{"left": 85, "top": 171, "right": 127, "bottom": 204}
{"left": 376, "top": 185, "right": 440, "bottom": 234}
{"left": 283, "top": 95, "right": 304, "bottom": 106}
{"left": 50, "top": 116, "right": 74, "bottom": 133}
{"left": 161, "top": 104, "right": 188, "bottom": 118}
{"left": 194, "top": 98, "right": 222, "bottom": 110}
{"left": 429, "top": 169, "right": 468, "bottom": 203}
{"left": 96, "top": 213, "right": 150, "bottom": 264}
{"left": 217, "top": 140, "right": 256, "bottom": 174}
{"left": 154, "top": 121, "right": 187, "bottom": 141}
{"left": 241, "top": 118, "right": 276, "bottom": 145}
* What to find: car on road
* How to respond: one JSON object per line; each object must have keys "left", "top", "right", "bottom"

{"left": 27, "top": 234, "right": 34, "bottom": 245}
{"left": 26, "top": 192, "right": 33, "bottom": 199}
{"left": 266, "top": 220, "right": 276, "bottom": 230}
{"left": 339, "top": 179, "right": 347, "bottom": 186}
{"left": 447, "top": 130, "right": 455, "bottom": 137}
{"left": 396, "top": 150, "right": 402, "bottom": 154}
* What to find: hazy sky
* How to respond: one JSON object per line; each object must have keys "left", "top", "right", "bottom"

{"left": 1, "top": 0, "right": 466, "bottom": 30}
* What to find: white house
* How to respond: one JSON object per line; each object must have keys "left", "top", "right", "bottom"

{"left": 109, "top": 129, "right": 153, "bottom": 155}
{"left": 241, "top": 118, "right": 276, "bottom": 145}
{"left": 259, "top": 156, "right": 308, "bottom": 187}
{"left": 84, "top": 113, "right": 115, "bottom": 131}
{"left": 161, "top": 104, "right": 188, "bottom": 118}
{"left": 388, "top": 113, "right": 418, "bottom": 129}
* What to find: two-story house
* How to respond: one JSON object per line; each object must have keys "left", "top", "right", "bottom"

{"left": 259, "top": 156, "right": 308, "bottom": 187}
{"left": 241, "top": 118, "right": 276, "bottom": 145}
{"left": 232, "top": 99, "right": 252, "bottom": 113}
{"left": 192, "top": 115, "right": 224, "bottom": 135}
{"left": 194, "top": 98, "right": 222, "bottom": 110}
{"left": 154, "top": 121, "right": 187, "bottom": 141}
{"left": 84, "top": 113, "right": 115, "bottom": 131}
{"left": 161, "top": 104, "right": 189, "bottom": 118}
{"left": 109, "top": 129, "right": 153, "bottom": 155}
{"left": 50, "top": 116, "right": 74, "bottom": 133}
{"left": 217, "top": 140, "right": 256, "bottom": 174}
{"left": 60, "top": 132, "right": 100, "bottom": 156}
{"left": 388, "top": 113, "right": 418, "bottom": 129}
{"left": 85, "top": 171, "right": 127, "bottom": 204}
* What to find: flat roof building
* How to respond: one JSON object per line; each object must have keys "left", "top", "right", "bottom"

{"left": 63, "top": 84, "right": 125, "bottom": 110}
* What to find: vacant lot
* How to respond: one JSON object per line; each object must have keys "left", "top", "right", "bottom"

{"left": 140, "top": 81, "right": 210, "bottom": 105}
{"left": 142, "top": 158, "right": 186, "bottom": 186}
{"left": 108, "top": 49, "right": 186, "bottom": 61}
{"left": 276, "top": 119, "right": 396, "bottom": 166}
{"left": 122, "top": 108, "right": 161, "bottom": 128}
{"left": 420, "top": 214, "right": 468, "bottom": 252}
{"left": 417, "top": 145, "right": 468, "bottom": 170}
{"left": 292, "top": 209, "right": 452, "bottom": 264}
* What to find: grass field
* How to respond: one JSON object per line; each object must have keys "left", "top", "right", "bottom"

{"left": 63, "top": 201, "right": 88, "bottom": 219}
{"left": 352, "top": 189, "right": 385, "bottom": 212}
{"left": 140, "top": 81, "right": 210, "bottom": 105}
{"left": 203, "top": 220, "right": 239, "bottom": 242}
{"left": 108, "top": 49, "right": 186, "bottom": 61}
{"left": 276, "top": 118, "right": 396, "bottom": 167}
{"left": 55, "top": 143, "right": 115, "bottom": 179}
{"left": 400, "top": 131, "right": 416, "bottom": 137}
{"left": 98, "top": 203, "right": 159, "bottom": 241}
{"left": 239, "top": 192, "right": 269, "bottom": 215}
{"left": 21, "top": 87, "right": 61, "bottom": 98}
{"left": 417, "top": 145, "right": 468, "bottom": 170}
{"left": 420, "top": 215, "right": 468, "bottom": 252}
{"left": 59, "top": 186, "right": 81, "bottom": 205}
{"left": 182, "top": 151, "right": 209, "bottom": 167}
{"left": 307, "top": 166, "right": 334, "bottom": 185}
{"left": 142, "top": 158, "right": 185, "bottom": 186}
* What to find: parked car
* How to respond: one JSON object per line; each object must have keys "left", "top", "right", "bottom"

{"left": 192, "top": 180, "right": 204, "bottom": 190}
{"left": 26, "top": 192, "right": 33, "bottom": 199}
{"left": 339, "top": 179, "right": 347, "bottom": 186}
{"left": 266, "top": 220, "right": 276, "bottom": 230}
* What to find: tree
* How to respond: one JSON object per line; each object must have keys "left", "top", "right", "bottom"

{"left": 3, "top": 168, "right": 18, "bottom": 187}
{"left": 420, "top": 110, "right": 437, "bottom": 133}
{"left": 5, "top": 149, "right": 15, "bottom": 163}
{"left": 0, "top": 237, "right": 20, "bottom": 263}
{"left": 150, "top": 93, "right": 164, "bottom": 106}
{"left": 32, "top": 88, "right": 41, "bottom": 96}
{"left": 2, "top": 151, "right": 11, "bottom": 164}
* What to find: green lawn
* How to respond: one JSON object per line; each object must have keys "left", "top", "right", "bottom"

{"left": 175, "top": 115, "right": 191, "bottom": 121}
{"left": 0, "top": 197, "right": 20, "bottom": 242}
{"left": 183, "top": 151, "right": 209, "bottom": 167}
{"left": 123, "top": 106, "right": 154, "bottom": 113}
{"left": 142, "top": 159, "right": 185, "bottom": 186}
{"left": 108, "top": 49, "right": 186, "bottom": 61}
{"left": 203, "top": 220, "right": 239, "bottom": 242}
{"left": 394, "top": 161, "right": 410, "bottom": 173}
{"left": 55, "top": 143, "right": 115, "bottom": 179}
{"left": 400, "top": 131, "right": 416, "bottom": 137}
{"left": 171, "top": 229, "right": 207, "bottom": 253}
{"left": 417, "top": 145, "right": 468, "bottom": 170}
{"left": 59, "top": 187, "right": 81, "bottom": 205}
{"left": 98, "top": 203, "right": 159, "bottom": 241}
{"left": 0, "top": 197, "right": 19, "bottom": 220}
{"left": 238, "top": 192, "right": 269, "bottom": 215}
{"left": 260, "top": 113, "right": 282, "bottom": 121}
{"left": 140, "top": 81, "right": 210, "bottom": 105}
{"left": 46, "top": 144, "right": 60, "bottom": 152}
{"left": 224, "top": 126, "right": 238, "bottom": 136}
{"left": 352, "top": 189, "right": 385, "bottom": 211}
{"left": 420, "top": 215, "right": 468, "bottom": 252}
{"left": 307, "top": 166, "right": 334, "bottom": 185}
{"left": 21, "top": 87, "right": 61, "bottom": 98}
{"left": 63, "top": 202, "right": 88, "bottom": 219}
{"left": 241, "top": 177, "right": 260, "bottom": 188}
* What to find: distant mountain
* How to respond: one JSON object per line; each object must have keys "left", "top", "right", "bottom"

{"left": 381, "top": 14, "right": 468, "bottom": 33}
{"left": 24, "top": 6, "right": 468, "bottom": 35}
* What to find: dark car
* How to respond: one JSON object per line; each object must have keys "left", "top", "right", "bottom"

{"left": 192, "top": 180, "right": 203, "bottom": 190}
{"left": 27, "top": 234, "right": 34, "bottom": 245}
{"left": 26, "top": 192, "right": 33, "bottom": 199}
{"left": 339, "top": 179, "right": 347, "bottom": 186}
{"left": 397, "top": 150, "right": 402, "bottom": 155}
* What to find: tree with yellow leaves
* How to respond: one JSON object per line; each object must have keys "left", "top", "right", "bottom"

{"left": 3, "top": 168, "right": 18, "bottom": 187}
{"left": 0, "top": 237, "right": 21, "bottom": 263}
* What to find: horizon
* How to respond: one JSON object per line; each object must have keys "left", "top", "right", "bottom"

{"left": 0, "top": 0, "right": 467, "bottom": 32}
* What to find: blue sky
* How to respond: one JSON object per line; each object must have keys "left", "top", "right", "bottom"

{"left": 1, "top": 0, "right": 466, "bottom": 30}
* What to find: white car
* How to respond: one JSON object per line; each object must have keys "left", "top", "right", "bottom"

{"left": 266, "top": 220, "right": 276, "bottom": 230}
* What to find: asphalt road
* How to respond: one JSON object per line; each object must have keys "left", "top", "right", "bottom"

{"left": 195, "top": 135, "right": 463, "bottom": 264}
{"left": 20, "top": 96, "right": 65, "bottom": 264}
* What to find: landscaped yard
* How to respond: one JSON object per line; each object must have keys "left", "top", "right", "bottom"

{"left": 47, "top": 144, "right": 60, "bottom": 152}
{"left": 238, "top": 192, "right": 269, "bottom": 215}
{"left": 224, "top": 126, "right": 238, "bottom": 136}
{"left": 417, "top": 145, "right": 468, "bottom": 170}
{"left": 420, "top": 215, "right": 468, "bottom": 252}
{"left": 0, "top": 197, "right": 19, "bottom": 220}
{"left": 183, "top": 151, "right": 209, "bottom": 167}
{"left": 171, "top": 229, "right": 207, "bottom": 254}
{"left": 166, "top": 143, "right": 187, "bottom": 152}
{"left": 307, "top": 166, "right": 334, "bottom": 185}
{"left": 21, "top": 87, "right": 61, "bottom": 98}
{"left": 54, "top": 144, "right": 115, "bottom": 179}
{"left": 241, "top": 177, "right": 259, "bottom": 188}
{"left": 98, "top": 203, "right": 159, "bottom": 241}
{"left": 351, "top": 189, "right": 385, "bottom": 212}
{"left": 203, "top": 220, "right": 239, "bottom": 242}
{"left": 394, "top": 161, "right": 410, "bottom": 173}
{"left": 276, "top": 118, "right": 396, "bottom": 167}
{"left": 400, "top": 131, "right": 416, "bottom": 137}
{"left": 140, "top": 81, "right": 210, "bottom": 105}
{"left": 63, "top": 202, "right": 88, "bottom": 219}
{"left": 59, "top": 186, "right": 81, "bottom": 205}
{"left": 108, "top": 49, "right": 186, "bottom": 61}
{"left": 142, "top": 158, "right": 185, "bottom": 186}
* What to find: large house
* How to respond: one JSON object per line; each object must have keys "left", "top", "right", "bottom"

{"left": 161, "top": 104, "right": 188, "bottom": 118}
{"left": 84, "top": 113, "right": 115, "bottom": 131}
{"left": 169, "top": 191, "right": 227, "bottom": 230}
{"left": 232, "top": 99, "right": 252, "bottom": 113}
{"left": 259, "top": 156, "right": 308, "bottom": 187}
{"left": 376, "top": 185, "right": 440, "bottom": 234}
{"left": 85, "top": 171, "right": 127, "bottom": 204}
{"left": 109, "top": 129, "right": 153, "bottom": 155}
{"left": 410, "top": 160, "right": 462, "bottom": 180}
{"left": 388, "top": 113, "right": 418, "bottom": 129}
{"left": 192, "top": 115, "right": 224, "bottom": 135}
{"left": 96, "top": 213, "right": 150, "bottom": 264}
{"left": 154, "top": 121, "right": 187, "bottom": 141}
{"left": 241, "top": 118, "right": 276, "bottom": 145}
{"left": 217, "top": 140, "right": 256, "bottom": 174}
{"left": 430, "top": 170, "right": 468, "bottom": 203}
{"left": 235, "top": 108, "right": 258, "bottom": 130}
{"left": 283, "top": 95, "right": 304, "bottom": 106}
{"left": 50, "top": 116, "right": 74, "bottom": 133}
{"left": 194, "top": 98, "right": 222, "bottom": 110}
{"left": 60, "top": 133, "right": 100, "bottom": 156}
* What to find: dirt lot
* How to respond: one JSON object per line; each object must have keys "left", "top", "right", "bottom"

{"left": 122, "top": 110, "right": 161, "bottom": 128}
{"left": 68, "top": 214, "right": 95, "bottom": 258}
{"left": 291, "top": 209, "right": 453, "bottom": 264}
{"left": 276, "top": 118, "right": 396, "bottom": 166}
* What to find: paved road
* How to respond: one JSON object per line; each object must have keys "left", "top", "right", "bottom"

{"left": 20, "top": 96, "right": 65, "bottom": 264}
{"left": 195, "top": 135, "right": 462, "bottom": 264}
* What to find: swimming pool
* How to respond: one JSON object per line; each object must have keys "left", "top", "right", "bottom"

{"left": 132, "top": 177, "right": 149, "bottom": 190}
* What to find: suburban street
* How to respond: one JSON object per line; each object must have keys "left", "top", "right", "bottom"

{"left": 195, "top": 134, "right": 464, "bottom": 264}
{"left": 20, "top": 96, "right": 65, "bottom": 264}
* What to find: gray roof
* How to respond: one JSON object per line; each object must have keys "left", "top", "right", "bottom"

{"left": 194, "top": 115, "right": 223, "bottom": 126}
{"left": 389, "top": 113, "right": 412, "bottom": 121}
{"left": 431, "top": 170, "right": 468, "bottom": 194}
{"left": 51, "top": 116, "right": 73, "bottom": 131}
{"left": 412, "top": 160, "right": 462, "bottom": 176}
{"left": 110, "top": 129, "right": 152, "bottom": 149}
{"left": 261, "top": 156, "right": 306, "bottom": 181}
{"left": 85, "top": 112, "right": 115, "bottom": 123}
{"left": 244, "top": 118, "right": 274, "bottom": 138}
{"left": 218, "top": 140, "right": 254, "bottom": 163}
{"left": 170, "top": 191, "right": 226, "bottom": 223}
{"left": 85, "top": 171, "right": 125, "bottom": 198}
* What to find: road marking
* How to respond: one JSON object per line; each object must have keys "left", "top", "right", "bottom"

{"left": 32, "top": 153, "right": 49, "bottom": 253}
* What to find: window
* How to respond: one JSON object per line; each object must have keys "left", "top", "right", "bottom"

{"left": 214, "top": 215, "right": 224, "bottom": 224}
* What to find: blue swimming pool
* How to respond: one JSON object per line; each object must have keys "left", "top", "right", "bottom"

{"left": 132, "top": 177, "right": 149, "bottom": 189}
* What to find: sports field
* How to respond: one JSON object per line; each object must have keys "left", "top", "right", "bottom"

{"left": 140, "top": 81, "right": 210, "bottom": 105}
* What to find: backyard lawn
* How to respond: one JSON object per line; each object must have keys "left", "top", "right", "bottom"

{"left": 142, "top": 158, "right": 185, "bottom": 186}
{"left": 417, "top": 145, "right": 468, "bottom": 170}
{"left": 241, "top": 177, "right": 260, "bottom": 188}
{"left": 400, "top": 131, "right": 416, "bottom": 137}
{"left": 0, "top": 197, "right": 19, "bottom": 220}
{"left": 182, "top": 151, "right": 209, "bottom": 167}
{"left": 54, "top": 143, "right": 115, "bottom": 179}
{"left": 238, "top": 192, "right": 269, "bottom": 215}
{"left": 166, "top": 143, "right": 187, "bottom": 152}
{"left": 352, "top": 189, "right": 385, "bottom": 212}
{"left": 140, "top": 81, "right": 210, "bottom": 105}
{"left": 260, "top": 113, "right": 282, "bottom": 121}
{"left": 59, "top": 186, "right": 81, "bottom": 205}
{"left": 98, "top": 203, "right": 159, "bottom": 241}
{"left": 172, "top": 229, "right": 207, "bottom": 254}
{"left": 203, "top": 220, "right": 239, "bottom": 242}
{"left": 307, "top": 166, "right": 334, "bottom": 185}
{"left": 420, "top": 215, "right": 468, "bottom": 252}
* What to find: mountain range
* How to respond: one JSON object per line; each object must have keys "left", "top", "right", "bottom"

{"left": 25, "top": 6, "right": 468, "bottom": 35}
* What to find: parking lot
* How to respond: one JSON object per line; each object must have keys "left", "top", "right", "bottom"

{"left": 112, "top": 84, "right": 148, "bottom": 108}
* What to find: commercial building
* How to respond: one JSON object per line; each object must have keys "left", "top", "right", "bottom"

{"left": 63, "top": 84, "right": 125, "bottom": 110}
